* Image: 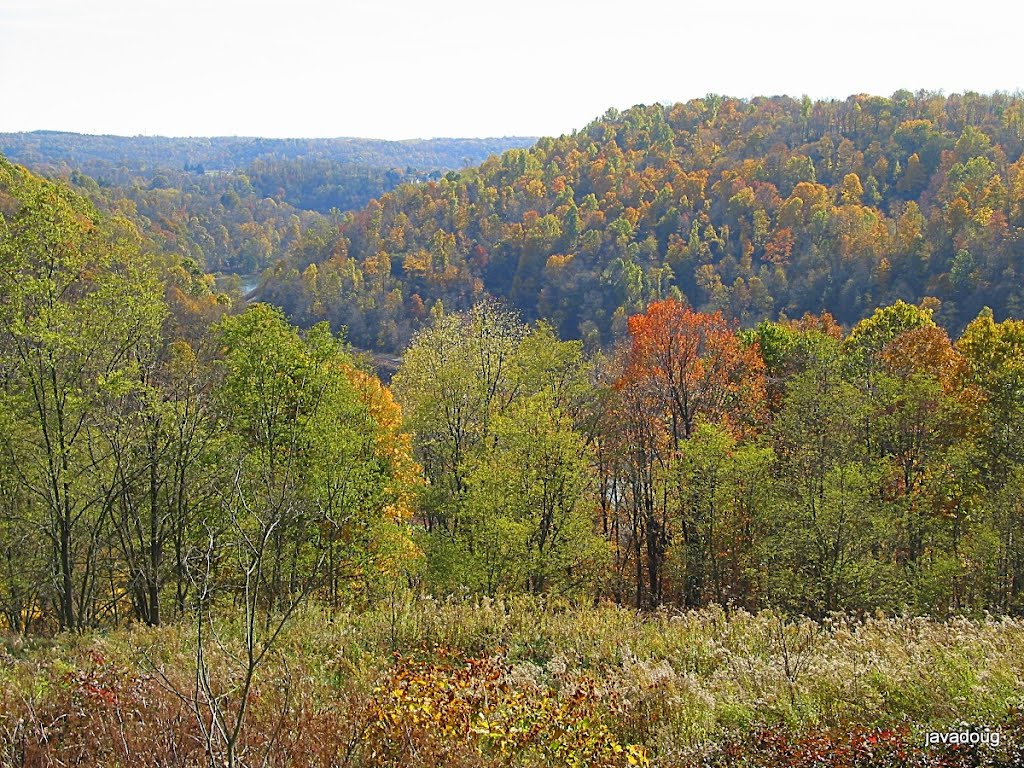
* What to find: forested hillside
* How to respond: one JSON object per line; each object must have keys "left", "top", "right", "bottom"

{"left": 259, "top": 91, "right": 1024, "bottom": 351}
{"left": 5, "top": 148, "right": 1024, "bottom": 625}
{"left": 5, "top": 92, "right": 1024, "bottom": 629}
{"left": 0, "top": 133, "right": 535, "bottom": 273}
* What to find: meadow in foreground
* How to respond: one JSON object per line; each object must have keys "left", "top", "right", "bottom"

{"left": 2, "top": 598, "right": 1023, "bottom": 767}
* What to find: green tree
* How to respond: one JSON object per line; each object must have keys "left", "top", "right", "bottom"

{"left": 462, "top": 392, "right": 605, "bottom": 595}
{"left": 0, "top": 161, "right": 166, "bottom": 630}
{"left": 957, "top": 308, "right": 1024, "bottom": 483}
{"left": 768, "top": 356, "right": 896, "bottom": 615}
{"left": 392, "top": 303, "right": 528, "bottom": 537}
{"left": 186, "top": 304, "right": 416, "bottom": 768}
{"left": 666, "top": 423, "right": 774, "bottom": 609}
{"left": 394, "top": 303, "right": 598, "bottom": 595}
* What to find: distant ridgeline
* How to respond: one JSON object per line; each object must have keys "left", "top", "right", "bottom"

{"left": 0, "top": 132, "right": 536, "bottom": 176}
{"left": 245, "top": 91, "right": 1024, "bottom": 352}
{"left": 0, "top": 132, "right": 536, "bottom": 272}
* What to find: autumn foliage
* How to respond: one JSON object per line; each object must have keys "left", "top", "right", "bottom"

{"left": 618, "top": 300, "right": 767, "bottom": 443}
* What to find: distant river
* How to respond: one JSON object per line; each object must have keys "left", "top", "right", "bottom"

{"left": 239, "top": 274, "right": 261, "bottom": 295}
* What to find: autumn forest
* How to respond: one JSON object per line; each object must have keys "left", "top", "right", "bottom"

{"left": 3, "top": 91, "right": 1024, "bottom": 767}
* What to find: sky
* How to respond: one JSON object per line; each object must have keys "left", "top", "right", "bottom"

{"left": 1, "top": 0, "right": 1022, "bottom": 140}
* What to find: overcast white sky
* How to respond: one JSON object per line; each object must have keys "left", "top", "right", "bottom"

{"left": 1, "top": 0, "right": 1021, "bottom": 140}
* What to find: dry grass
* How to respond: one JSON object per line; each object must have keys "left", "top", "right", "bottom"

{"left": 1, "top": 598, "right": 1023, "bottom": 767}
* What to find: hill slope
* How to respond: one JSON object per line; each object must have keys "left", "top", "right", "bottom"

{"left": 258, "top": 91, "right": 1024, "bottom": 351}
{"left": 0, "top": 133, "right": 536, "bottom": 273}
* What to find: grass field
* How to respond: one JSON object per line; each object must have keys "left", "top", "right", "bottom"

{"left": 2, "top": 597, "right": 1023, "bottom": 766}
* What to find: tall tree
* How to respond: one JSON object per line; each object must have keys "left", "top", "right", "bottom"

{"left": 607, "top": 299, "right": 767, "bottom": 607}
{"left": 0, "top": 162, "right": 166, "bottom": 630}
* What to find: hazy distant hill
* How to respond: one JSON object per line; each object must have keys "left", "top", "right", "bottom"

{"left": 0, "top": 132, "right": 537, "bottom": 273}
{"left": 0, "top": 131, "right": 537, "bottom": 174}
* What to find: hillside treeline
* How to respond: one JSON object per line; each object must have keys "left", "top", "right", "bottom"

{"left": 259, "top": 91, "right": 1024, "bottom": 351}
{"left": 395, "top": 297, "right": 1024, "bottom": 618}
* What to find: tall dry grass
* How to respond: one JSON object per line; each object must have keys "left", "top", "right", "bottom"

{"left": 1, "top": 598, "right": 1022, "bottom": 766}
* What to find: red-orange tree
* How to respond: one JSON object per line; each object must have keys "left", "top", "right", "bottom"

{"left": 605, "top": 300, "right": 767, "bottom": 607}
{"left": 618, "top": 300, "right": 766, "bottom": 446}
